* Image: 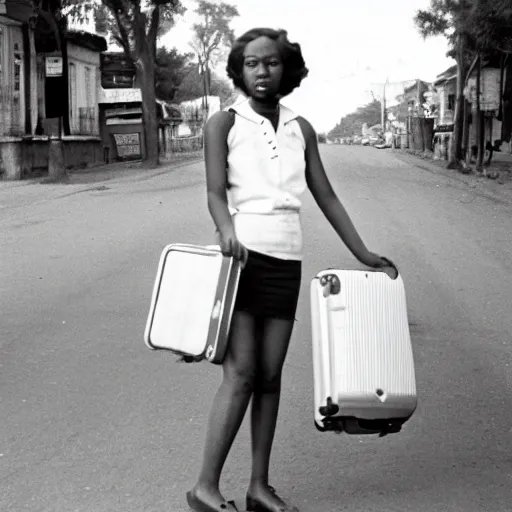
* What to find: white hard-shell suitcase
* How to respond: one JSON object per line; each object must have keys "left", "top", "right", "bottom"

{"left": 310, "top": 267, "right": 417, "bottom": 436}
{"left": 144, "top": 244, "right": 242, "bottom": 364}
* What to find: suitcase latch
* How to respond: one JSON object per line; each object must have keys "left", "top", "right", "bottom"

{"left": 320, "top": 274, "right": 341, "bottom": 297}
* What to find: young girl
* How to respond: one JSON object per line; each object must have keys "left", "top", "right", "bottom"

{"left": 187, "top": 28, "right": 395, "bottom": 512}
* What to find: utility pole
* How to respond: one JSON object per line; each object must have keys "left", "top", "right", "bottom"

{"left": 381, "top": 78, "right": 389, "bottom": 132}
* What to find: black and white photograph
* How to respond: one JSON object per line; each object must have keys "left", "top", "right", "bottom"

{"left": 1, "top": 1, "right": 511, "bottom": 511}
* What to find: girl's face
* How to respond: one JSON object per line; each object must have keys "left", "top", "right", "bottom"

{"left": 242, "top": 36, "right": 283, "bottom": 101}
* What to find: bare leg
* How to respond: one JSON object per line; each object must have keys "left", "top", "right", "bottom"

{"left": 248, "top": 317, "right": 297, "bottom": 510}
{"left": 190, "top": 311, "right": 260, "bottom": 509}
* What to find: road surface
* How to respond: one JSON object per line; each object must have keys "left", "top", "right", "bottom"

{"left": 1, "top": 145, "right": 511, "bottom": 512}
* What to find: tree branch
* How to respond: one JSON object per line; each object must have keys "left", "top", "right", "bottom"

{"left": 113, "top": 34, "right": 130, "bottom": 55}
{"left": 148, "top": 4, "right": 161, "bottom": 52}
{"left": 32, "top": 4, "right": 62, "bottom": 51}
{"left": 113, "top": 6, "right": 132, "bottom": 57}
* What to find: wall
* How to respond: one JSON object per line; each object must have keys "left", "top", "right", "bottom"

{"left": 0, "top": 137, "right": 103, "bottom": 179}
{"left": 67, "top": 42, "right": 100, "bottom": 135}
{"left": 0, "top": 19, "right": 25, "bottom": 136}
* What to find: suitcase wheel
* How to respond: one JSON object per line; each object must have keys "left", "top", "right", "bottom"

{"left": 320, "top": 274, "right": 341, "bottom": 297}
{"left": 316, "top": 416, "right": 410, "bottom": 436}
{"left": 314, "top": 420, "right": 327, "bottom": 432}
{"left": 315, "top": 417, "right": 344, "bottom": 434}
{"left": 318, "top": 396, "right": 339, "bottom": 417}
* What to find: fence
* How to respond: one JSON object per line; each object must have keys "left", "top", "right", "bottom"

{"left": 160, "top": 134, "right": 203, "bottom": 155}
{"left": 0, "top": 85, "right": 23, "bottom": 137}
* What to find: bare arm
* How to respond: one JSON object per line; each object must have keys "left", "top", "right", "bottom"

{"left": 297, "top": 116, "right": 389, "bottom": 268}
{"left": 204, "top": 111, "right": 247, "bottom": 261}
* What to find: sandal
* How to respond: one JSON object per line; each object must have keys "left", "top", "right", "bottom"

{"left": 246, "top": 486, "right": 298, "bottom": 512}
{"left": 186, "top": 490, "right": 238, "bottom": 512}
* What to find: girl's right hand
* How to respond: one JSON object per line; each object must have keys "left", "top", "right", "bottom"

{"left": 218, "top": 232, "right": 249, "bottom": 266}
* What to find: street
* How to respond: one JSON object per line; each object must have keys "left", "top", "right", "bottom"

{"left": 1, "top": 145, "right": 511, "bottom": 512}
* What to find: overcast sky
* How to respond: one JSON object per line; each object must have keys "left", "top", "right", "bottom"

{"left": 163, "top": 0, "right": 455, "bottom": 132}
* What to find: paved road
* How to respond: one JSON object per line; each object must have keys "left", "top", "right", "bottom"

{"left": 1, "top": 146, "right": 511, "bottom": 512}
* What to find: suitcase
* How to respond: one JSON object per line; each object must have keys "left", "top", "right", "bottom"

{"left": 310, "top": 267, "right": 417, "bottom": 436}
{"left": 144, "top": 243, "right": 242, "bottom": 364}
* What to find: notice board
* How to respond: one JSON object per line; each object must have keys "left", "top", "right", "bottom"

{"left": 112, "top": 132, "right": 142, "bottom": 161}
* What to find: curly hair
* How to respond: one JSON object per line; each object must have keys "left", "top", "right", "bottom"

{"left": 226, "top": 28, "right": 309, "bottom": 97}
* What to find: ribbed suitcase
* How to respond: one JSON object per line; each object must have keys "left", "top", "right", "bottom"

{"left": 144, "top": 244, "right": 242, "bottom": 364}
{"left": 310, "top": 268, "right": 417, "bottom": 436}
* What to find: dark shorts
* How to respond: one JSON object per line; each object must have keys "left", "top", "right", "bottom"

{"left": 234, "top": 250, "right": 302, "bottom": 321}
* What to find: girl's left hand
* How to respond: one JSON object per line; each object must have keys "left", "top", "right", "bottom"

{"left": 361, "top": 252, "right": 399, "bottom": 279}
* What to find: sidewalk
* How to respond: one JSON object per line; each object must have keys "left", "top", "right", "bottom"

{"left": 0, "top": 152, "right": 203, "bottom": 211}
{"left": 394, "top": 149, "right": 512, "bottom": 207}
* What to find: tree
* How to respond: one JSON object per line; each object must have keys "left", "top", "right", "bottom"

{"left": 173, "top": 63, "right": 237, "bottom": 108}
{"left": 415, "top": 0, "right": 512, "bottom": 169}
{"left": 190, "top": 1, "right": 239, "bottom": 108}
{"left": 72, "top": 0, "right": 186, "bottom": 167}
{"left": 328, "top": 100, "right": 382, "bottom": 139}
{"left": 415, "top": 0, "right": 475, "bottom": 168}
{"left": 156, "top": 47, "right": 193, "bottom": 102}
{"left": 469, "top": 0, "right": 512, "bottom": 55}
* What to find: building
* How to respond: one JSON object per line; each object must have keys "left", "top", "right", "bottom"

{"left": 0, "top": 0, "right": 36, "bottom": 140}
{"left": 433, "top": 65, "right": 457, "bottom": 127}
{"left": 0, "top": 0, "right": 106, "bottom": 180}
{"left": 432, "top": 56, "right": 511, "bottom": 162}
{"left": 431, "top": 65, "right": 457, "bottom": 160}
{"left": 395, "top": 79, "right": 432, "bottom": 119}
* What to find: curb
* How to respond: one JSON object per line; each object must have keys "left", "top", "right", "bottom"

{"left": 393, "top": 150, "right": 512, "bottom": 207}
{"left": 0, "top": 155, "right": 204, "bottom": 212}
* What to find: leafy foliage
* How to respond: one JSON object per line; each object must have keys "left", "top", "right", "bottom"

{"left": 155, "top": 47, "right": 194, "bottom": 101}
{"left": 414, "top": 0, "right": 475, "bottom": 55}
{"left": 328, "top": 100, "right": 382, "bottom": 139}
{"left": 469, "top": 0, "right": 512, "bottom": 54}
{"left": 190, "top": 0, "right": 239, "bottom": 95}
{"left": 67, "top": 1, "right": 185, "bottom": 58}
{"left": 173, "top": 64, "right": 237, "bottom": 108}
{"left": 415, "top": 0, "right": 512, "bottom": 58}
{"left": 191, "top": 1, "right": 239, "bottom": 64}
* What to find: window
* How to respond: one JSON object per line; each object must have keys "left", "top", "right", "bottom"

{"left": 13, "top": 43, "right": 21, "bottom": 93}
{"left": 69, "top": 62, "right": 76, "bottom": 130}
{"left": 448, "top": 94, "right": 455, "bottom": 111}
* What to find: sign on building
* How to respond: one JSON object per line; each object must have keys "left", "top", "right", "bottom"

{"left": 465, "top": 68, "right": 501, "bottom": 111}
{"left": 112, "top": 132, "right": 142, "bottom": 161}
{"left": 45, "top": 54, "right": 63, "bottom": 77}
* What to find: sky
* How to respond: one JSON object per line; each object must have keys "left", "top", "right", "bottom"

{"left": 162, "top": 0, "right": 455, "bottom": 132}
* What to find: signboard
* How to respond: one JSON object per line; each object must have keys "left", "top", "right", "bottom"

{"left": 99, "top": 88, "right": 142, "bottom": 104}
{"left": 112, "top": 132, "right": 142, "bottom": 160}
{"left": 45, "top": 55, "right": 63, "bottom": 77}
{"left": 465, "top": 68, "right": 501, "bottom": 111}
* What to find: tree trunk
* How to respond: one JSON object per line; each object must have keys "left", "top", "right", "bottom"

{"left": 462, "top": 99, "right": 471, "bottom": 162}
{"left": 138, "top": 53, "right": 159, "bottom": 168}
{"left": 45, "top": 18, "right": 67, "bottom": 182}
{"left": 448, "top": 34, "right": 465, "bottom": 168}
{"left": 59, "top": 18, "right": 71, "bottom": 136}
{"left": 476, "top": 56, "right": 484, "bottom": 171}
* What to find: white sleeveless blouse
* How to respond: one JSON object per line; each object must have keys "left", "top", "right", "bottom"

{"left": 225, "top": 98, "right": 307, "bottom": 261}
